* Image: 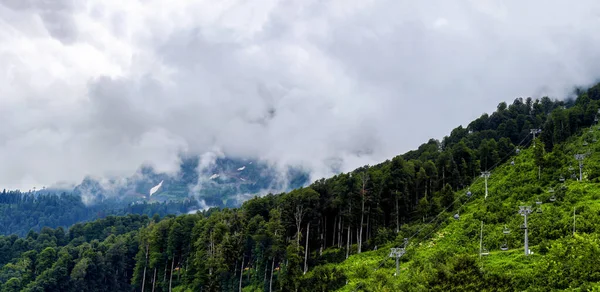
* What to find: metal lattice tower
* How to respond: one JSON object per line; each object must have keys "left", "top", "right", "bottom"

{"left": 575, "top": 154, "right": 586, "bottom": 181}
{"left": 518, "top": 206, "right": 533, "bottom": 256}
{"left": 530, "top": 129, "right": 542, "bottom": 147}
{"left": 389, "top": 238, "right": 408, "bottom": 276}
{"left": 481, "top": 171, "right": 491, "bottom": 200}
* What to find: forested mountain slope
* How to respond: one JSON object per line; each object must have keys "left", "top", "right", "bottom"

{"left": 337, "top": 127, "right": 600, "bottom": 291}
{"left": 1, "top": 83, "right": 600, "bottom": 291}
{"left": 0, "top": 156, "right": 309, "bottom": 237}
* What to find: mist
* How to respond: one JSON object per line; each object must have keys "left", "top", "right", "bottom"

{"left": 2, "top": 0, "right": 600, "bottom": 190}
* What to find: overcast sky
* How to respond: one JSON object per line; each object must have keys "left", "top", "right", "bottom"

{"left": 2, "top": 0, "right": 600, "bottom": 190}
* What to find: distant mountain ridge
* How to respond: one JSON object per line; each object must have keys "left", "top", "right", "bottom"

{"left": 47, "top": 155, "right": 310, "bottom": 209}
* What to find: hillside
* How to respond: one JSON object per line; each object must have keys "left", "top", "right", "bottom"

{"left": 335, "top": 126, "right": 600, "bottom": 291}
{"left": 0, "top": 156, "right": 309, "bottom": 236}
{"left": 56, "top": 156, "right": 309, "bottom": 208}
{"left": 2, "top": 84, "right": 600, "bottom": 291}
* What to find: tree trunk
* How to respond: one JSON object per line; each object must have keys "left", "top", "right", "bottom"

{"left": 169, "top": 257, "right": 175, "bottom": 292}
{"left": 359, "top": 196, "right": 364, "bottom": 253}
{"left": 324, "top": 216, "right": 327, "bottom": 250}
{"left": 263, "top": 259, "right": 268, "bottom": 285}
{"left": 303, "top": 222, "right": 310, "bottom": 274}
{"left": 356, "top": 228, "right": 359, "bottom": 251}
{"left": 332, "top": 215, "right": 337, "bottom": 249}
{"left": 151, "top": 268, "right": 157, "bottom": 292}
{"left": 359, "top": 174, "right": 367, "bottom": 254}
{"left": 269, "top": 258, "right": 275, "bottom": 292}
{"left": 295, "top": 205, "right": 304, "bottom": 253}
{"left": 163, "top": 258, "right": 168, "bottom": 283}
{"left": 319, "top": 218, "right": 323, "bottom": 256}
{"left": 141, "top": 243, "right": 149, "bottom": 292}
{"left": 296, "top": 225, "right": 301, "bottom": 252}
{"left": 338, "top": 216, "right": 342, "bottom": 248}
{"left": 239, "top": 256, "right": 244, "bottom": 292}
{"left": 346, "top": 224, "right": 350, "bottom": 259}
{"left": 366, "top": 207, "right": 370, "bottom": 245}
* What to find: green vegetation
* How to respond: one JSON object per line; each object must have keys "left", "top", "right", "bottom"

{"left": 0, "top": 192, "right": 198, "bottom": 236}
{"left": 2, "top": 83, "right": 600, "bottom": 291}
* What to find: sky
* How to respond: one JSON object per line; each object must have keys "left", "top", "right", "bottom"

{"left": 2, "top": 0, "right": 600, "bottom": 190}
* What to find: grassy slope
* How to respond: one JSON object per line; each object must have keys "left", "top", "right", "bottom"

{"left": 333, "top": 127, "right": 600, "bottom": 291}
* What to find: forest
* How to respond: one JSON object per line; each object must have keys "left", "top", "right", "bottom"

{"left": 1, "top": 83, "right": 600, "bottom": 291}
{"left": 0, "top": 191, "right": 199, "bottom": 237}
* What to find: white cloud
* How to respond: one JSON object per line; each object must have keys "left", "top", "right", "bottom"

{"left": 2, "top": 0, "right": 600, "bottom": 190}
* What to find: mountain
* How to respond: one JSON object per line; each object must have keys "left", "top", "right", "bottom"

{"left": 2, "top": 83, "right": 600, "bottom": 291}
{"left": 0, "top": 155, "right": 309, "bottom": 237}
{"left": 337, "top": 119, "right": 600, "bottom": 291}
{"left": 62, "top": 155, "right": 310, "bottom": 208}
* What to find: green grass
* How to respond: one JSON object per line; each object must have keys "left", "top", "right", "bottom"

{"left": 328, "top": 127, "right": 600, "bottom": 291}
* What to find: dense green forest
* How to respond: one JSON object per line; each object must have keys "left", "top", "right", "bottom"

{"left": 2, "top": 83, "right": 600, "bottom": 291}
{"left": 0, "top": 191, "right": 199, "bottom": 237}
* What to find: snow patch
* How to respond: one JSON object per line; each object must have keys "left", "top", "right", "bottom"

{"left": 240, "top": 177, "right": 246, "bottom": 181}
{"left": 149, "top": 180, "right": 163, "bottom": 196}
{"left": 237, "top": 166, "right": 246, "bottom": 171}
{"left": 209, "top": 173, "right": 220, "bottom": 180}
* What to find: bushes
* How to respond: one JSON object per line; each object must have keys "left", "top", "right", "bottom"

{"left": 539, "top": 234, "right": 600, "bottom": 289}
{"left": 301, "top": 265, "right": 346, "bottom": 292}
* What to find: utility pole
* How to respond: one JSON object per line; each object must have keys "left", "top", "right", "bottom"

{"left": 479, "top": 221, "right": 484, "bottom": 260}
{"left": 518, "top": 206, "right": 532, "bottom": 256}
{"left": 573, "top": 207, "right": 576, "bottom": 235}
{"left": 481, "top": 171, "right": 491, "bottom": 200}
{"left": 575, "top": 154, "right": 585, "bottom": 181}
{"left": 389, "top": 238, "right": 408, "bottom": 277}
{"left": 530, "top": 129, "right": 541, "bottom": 147}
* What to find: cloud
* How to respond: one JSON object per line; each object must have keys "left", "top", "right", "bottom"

{"left": 2, "top": 0, "right": 600, "bottom": 190}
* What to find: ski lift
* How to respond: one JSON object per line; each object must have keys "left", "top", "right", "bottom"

{"left": 453, "top": 212, "right": 460, "bottom": 220}
{"left": 511, "top": 160, "right": 515, "bottom": 166}
{"left": 520, "top": 224, "right": 527, "bottom": 230}
{"left": 549, "top": 195, "right": 556, "bottom": 202}
{"left": 481, "top": 247, "right": 490, "bottom": 256}
{"left": 500, "top": 242, "right": 508, "bottom": 251}
{"left": 548, "top": 188, "right": 555, "bottom": 193}
{"left": 583, "top": 142, "right": 589, "bottom": 146}
{"left": 503, "top": 225, "right": 510, "bottom": 234}
{"left": 536, "top": 207, "right": 543, "bottom": 214}
{"left": 516, "top": 148, "right": 521, "bottom": 154}
{"left": 466, "top": 190, "right": 472, "bottom": 198}
{"left": 559, "top": 176, "right": 565, "bottom": 182}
